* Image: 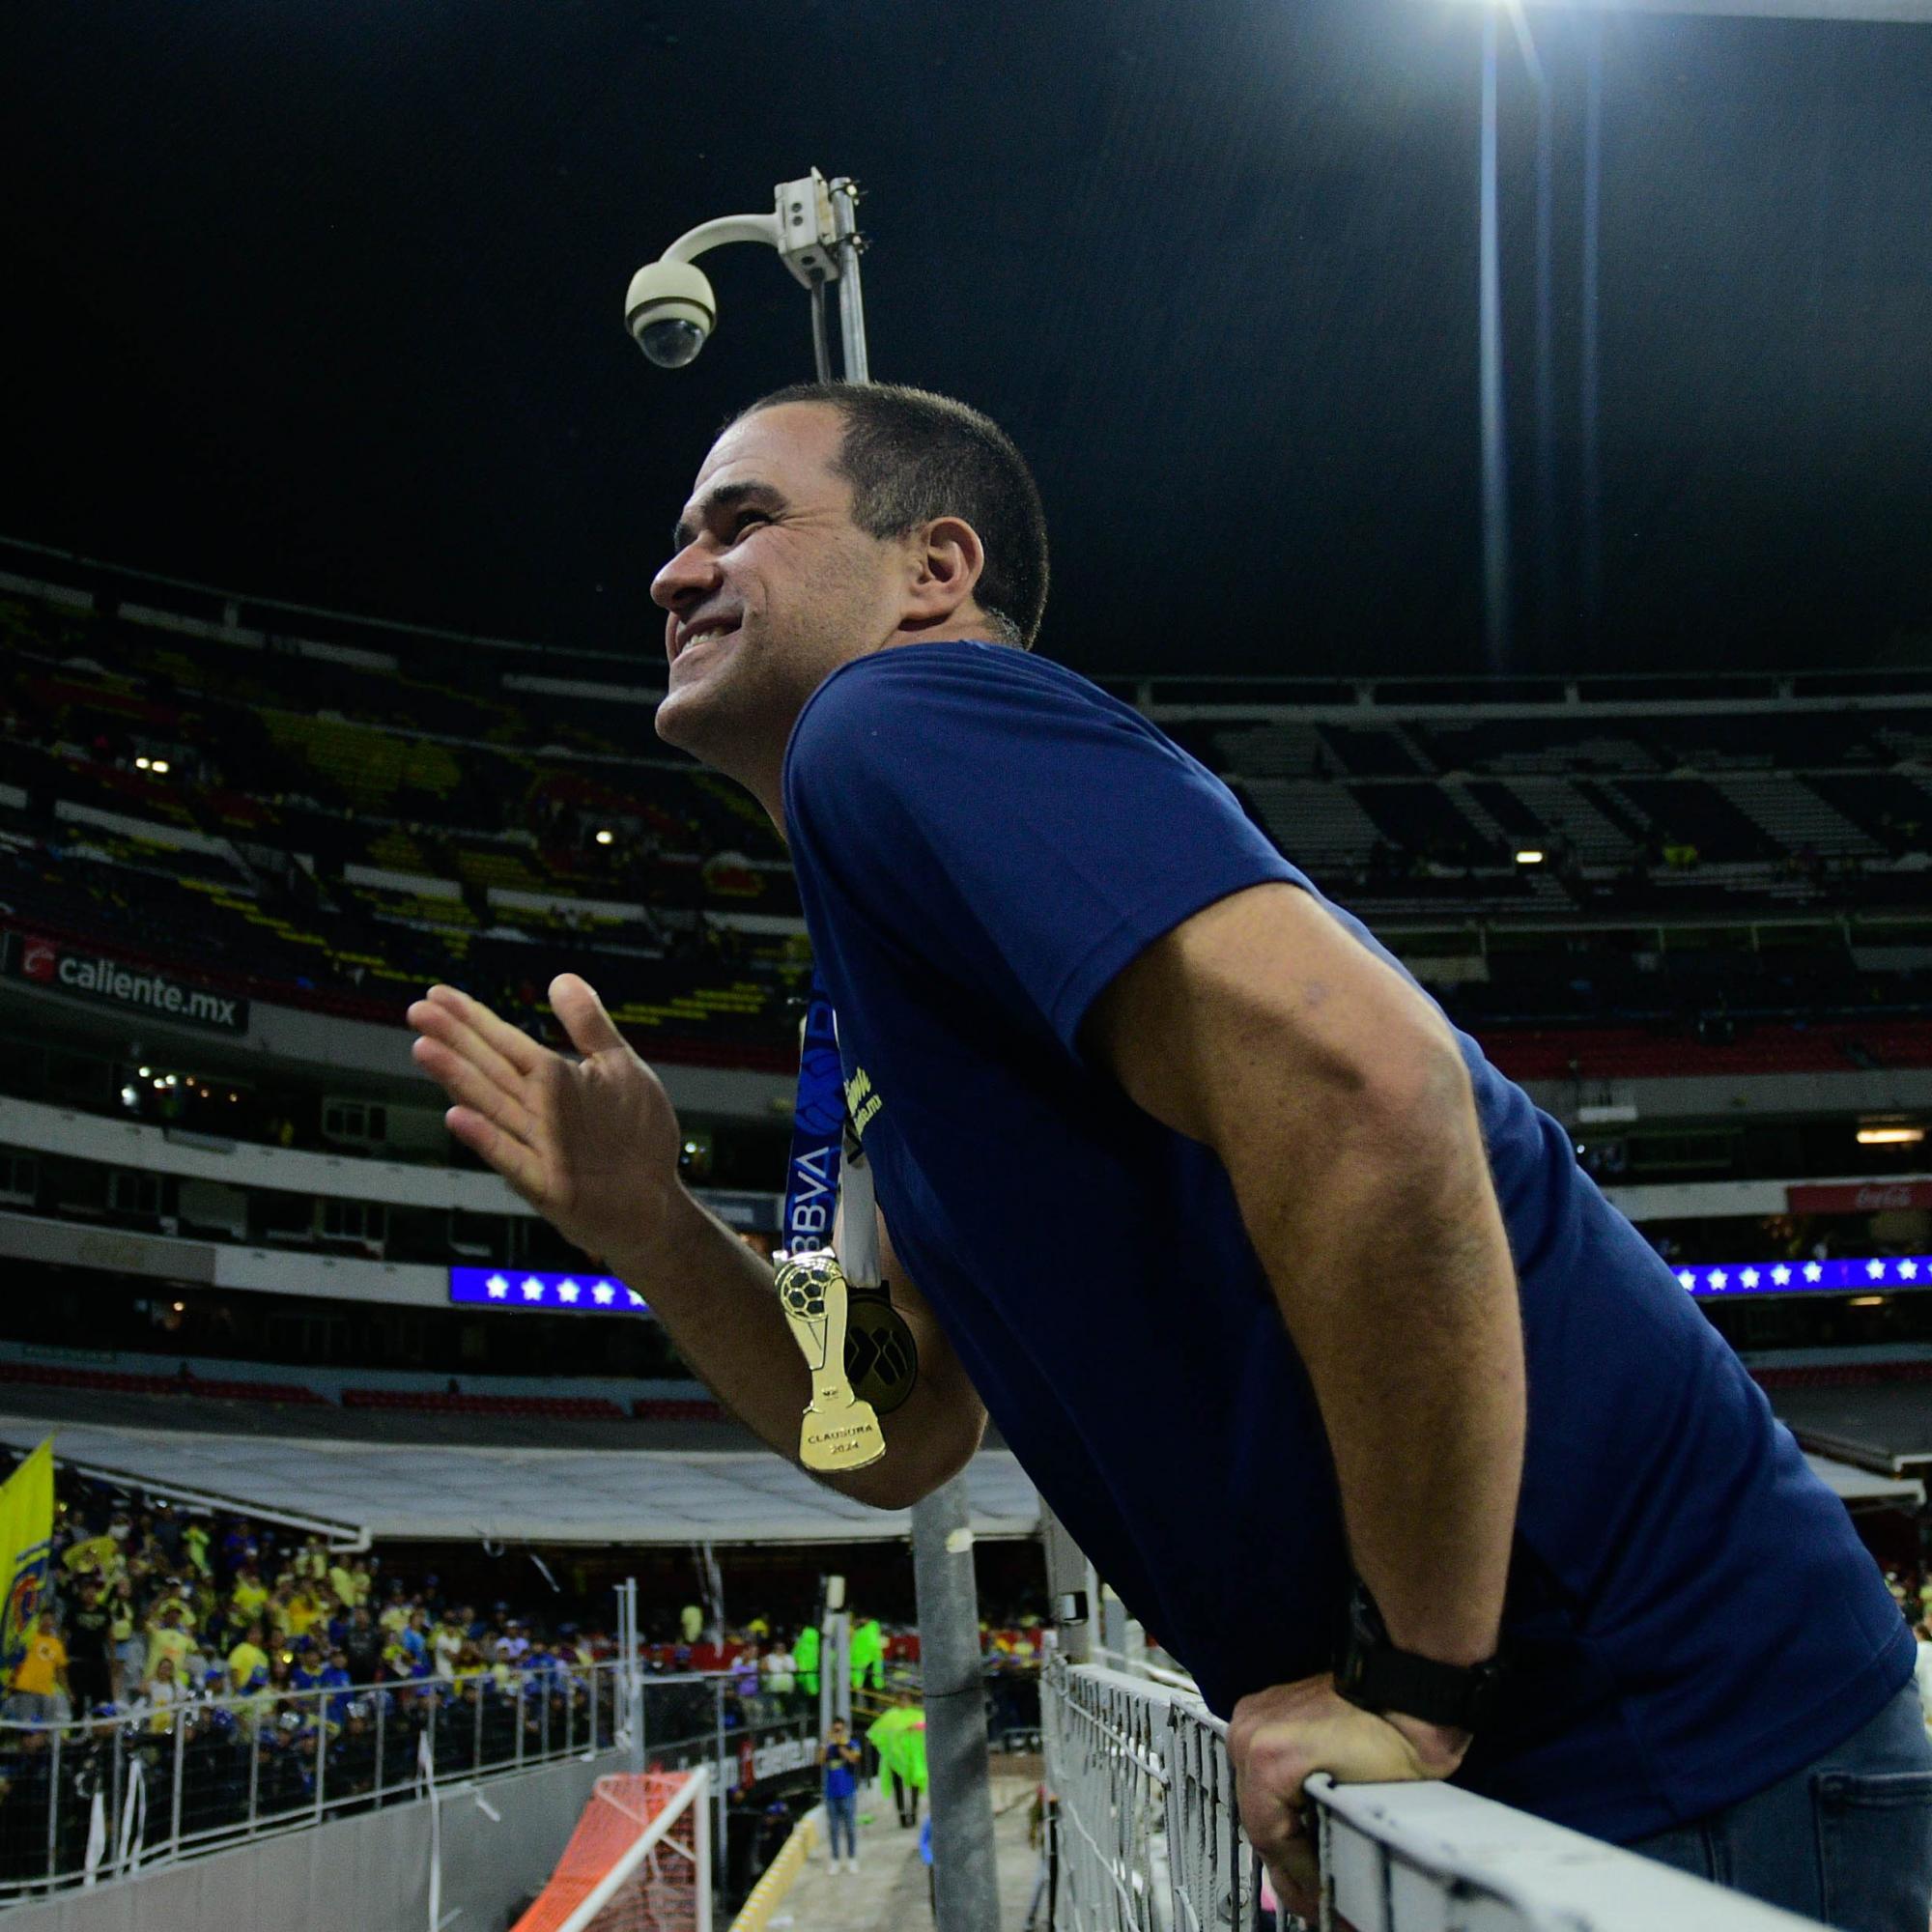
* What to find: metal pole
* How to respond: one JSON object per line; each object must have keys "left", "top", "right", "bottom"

{"left": 817, "top": 1609, "right": 832, "bottom": 1747}
{"left": 313, "top": 1693, "right": 327, "bottom": 1825}
{"left": 1479, "top": 8, "right": 1513, "bottom": 671}
{"left": 517, "top": 1677, "right": 526, "bottom": 1770}
{"left": 46, "top": 1722, "right": 61, "bottom": 1885}
{"left": 1580, "top": 15, "right": 1605, "bottom": 647}
{"left": 619, "top": 1579, "right": 643, "bottom": 1774}
{"left": 1499, "top": 1, "right": 1554, "bottom": 661}
{"left": 831, "top": 180, "right": 869, "bottom": 383}
{"left": 695, "top": 1766, "right": 715, "bottom": 1932}
{"left": 826, "top": 1611, "right": 852, "bottom": 1728}
{"left": 713, "top": 1676, "right": 727, "bottom": 1897}
{"left": 374, "top": 1694, "right": 384, "bottom": 1811}
{"left": 1531, "top": 68, "right": 1556, "bottom": 656}
{"left": 111, "top": 1722, "right": 124, "bottom": 1866}
{"left": 911, "top": 1474, "right": 999, "bottom": 1932}
{"left": 246, "top": 1708, "right": 259, "bottom": 1833}
{"left": 1041, "top": 1504, "right": 1093, "bottom": 1664}
{"left": 170, "top": 1704, "right": 185, "bottom": 1861}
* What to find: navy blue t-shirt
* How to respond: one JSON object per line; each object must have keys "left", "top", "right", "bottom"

{"left": 781, "top": 641, "right": 1910, "bottom": 1843}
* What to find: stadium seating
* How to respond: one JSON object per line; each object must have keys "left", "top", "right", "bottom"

{"left": 341, "top": 1388, "right": 629, "bottom": 1421}
{"left": 8, "top": 578, "right": 1932, "bottom": 1074}
{"left": 0, "top": 1360, "right": 328, "bottom": 1404}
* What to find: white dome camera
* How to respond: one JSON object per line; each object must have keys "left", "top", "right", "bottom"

{"left": 624, "top": 258, "right": 717, "bottom": 369}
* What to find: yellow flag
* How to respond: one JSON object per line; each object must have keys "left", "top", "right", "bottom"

{"left": 0, "top": 1438, "right": 55, "bottom": 1676}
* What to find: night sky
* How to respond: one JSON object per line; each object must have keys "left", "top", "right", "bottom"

{"left": 5, "top": 0, "right": 1930, "bottom": 681}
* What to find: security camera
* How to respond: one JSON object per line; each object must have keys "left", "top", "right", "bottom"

{"left": 624, "top": 258, "right": 717, "bottom": 368}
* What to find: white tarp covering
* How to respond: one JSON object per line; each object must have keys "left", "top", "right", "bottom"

{"left": 1804, "top": 1451, "right": 1925, "bottom": 1508}
{"left": 0, "top": 1412, "right": 1042, "bottom": 1546}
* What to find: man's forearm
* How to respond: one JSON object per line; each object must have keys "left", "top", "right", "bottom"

{"left": 612, "top": 1190, "right": 974, "bottom": 1509}
{"left": 613, "top": 1190, "right": 819, "bottom": 1461}
{"left": 1237, "top": 1055, "right": 1525, "bottom": 1672}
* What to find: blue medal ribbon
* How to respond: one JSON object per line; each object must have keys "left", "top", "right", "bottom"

{"left": 783, "top": 971, "right": 845, "bottom": 1256}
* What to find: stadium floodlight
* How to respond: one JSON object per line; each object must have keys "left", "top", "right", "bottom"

{"left": 623, "top": 167, "right": 869, "bottom": 382}
{"left": 1449, "top": 0, "right": 1932, "bottom": 668}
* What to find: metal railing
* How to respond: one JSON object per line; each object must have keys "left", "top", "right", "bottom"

{"left": 1038, "top": 1657, "right": 1828, "bottom": 1932}
{"left": 0, "top": 1663, "right": 814, "bottom": 1904}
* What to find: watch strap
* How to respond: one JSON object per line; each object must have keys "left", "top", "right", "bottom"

{"left": 1334, "top": 1582, "right": 1506, "bottom": 1733}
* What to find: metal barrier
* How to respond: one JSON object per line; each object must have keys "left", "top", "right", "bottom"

{"left": 1039, "top": 1658, "right": 1827, "bottom": 1932}
{"left": 0, "top": 1663, "right": 816, "bottom": 1905}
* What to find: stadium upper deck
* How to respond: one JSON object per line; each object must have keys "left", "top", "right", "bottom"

{"left": 5, "top": 541, "right": 1932, "bottom": 1072}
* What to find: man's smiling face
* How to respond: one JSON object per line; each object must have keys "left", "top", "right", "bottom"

{"left": 650, "top": 402, "right": 904, "bottom": 779}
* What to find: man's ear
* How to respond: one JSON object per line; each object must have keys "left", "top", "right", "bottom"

{"left": 902, "top": 515, "right": 987, "bottom": 629}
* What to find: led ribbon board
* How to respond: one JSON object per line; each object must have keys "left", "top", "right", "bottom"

{"left": 449, "top": 1267, "right": 650, "bottom": 1313}
{"left": 1676, "top": 1255, "right": 1932, "bottom": 1297}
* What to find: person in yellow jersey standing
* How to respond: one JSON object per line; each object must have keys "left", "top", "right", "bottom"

{"left": 8, "top": 1608, "right": 70, "bottom": 1724}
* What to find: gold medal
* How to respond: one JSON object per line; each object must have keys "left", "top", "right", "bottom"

{"left": 774, "top": 1248, "right": 887, "bottom": 1473}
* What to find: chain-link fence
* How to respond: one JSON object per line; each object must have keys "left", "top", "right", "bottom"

{"left": 0, "top": 1664, "right": 815, "bottom": 1905}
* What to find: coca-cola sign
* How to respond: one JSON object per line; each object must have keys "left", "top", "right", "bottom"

{"left": 1787, "top": 1181, "right": 1932, "bottom": 1215}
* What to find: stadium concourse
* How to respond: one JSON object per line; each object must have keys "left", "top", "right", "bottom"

{"left": 6, "top": 553, "right": 1932, "bottom": 1928}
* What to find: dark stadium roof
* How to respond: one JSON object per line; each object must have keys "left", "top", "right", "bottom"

{"left": 1774, "top": 1381, "right": 1932, "bottom": 1474}
{"left": 6, "top": 2, "right": 1932, "bottom": 681}
{"left": 0, "top": 1411, "right": 1041, "bottom": 1546}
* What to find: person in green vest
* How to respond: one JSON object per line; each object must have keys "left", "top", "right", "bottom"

{"left": 794, "top": 1620, "right": 820, "bottom": 1708}
{"left": 867, "top": 1704, "right": 926, "bottom": 1827}
{"left": 850, "top": 1615, "right": 885, "bottom": 1692}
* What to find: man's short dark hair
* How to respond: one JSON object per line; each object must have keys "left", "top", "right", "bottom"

{"left": 733, "top": 382, "right": 1049, "bottom": 650}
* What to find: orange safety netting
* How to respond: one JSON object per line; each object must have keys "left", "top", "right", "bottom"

{"left": 509, "top": 1772, "right": 701, "bottom": 1932}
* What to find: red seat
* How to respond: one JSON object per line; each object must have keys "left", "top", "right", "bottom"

{"left": 340, "top": 1388, "right": 626, "bottom": 1420}
{"left": 633, "top": 1398, "right": 724, "bottom": 1422}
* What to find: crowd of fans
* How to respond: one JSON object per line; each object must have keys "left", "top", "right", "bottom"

{"left": 0, "top": 1467, "right": 1042, "bottom": 1756}
{"left": 0, "top": 1471, "right": 1015, "bottom": 1885}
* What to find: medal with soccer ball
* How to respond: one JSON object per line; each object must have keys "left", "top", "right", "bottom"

{"left": 774, "top": 1247, "right": 887, "bottom": 1473}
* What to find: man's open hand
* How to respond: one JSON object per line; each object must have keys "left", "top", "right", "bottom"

{"left": 1227, "top": 1672, "right": 1466, "bottom": 1921}
{"left": 406, "top": 976, "right": 689, "bottom": 1271}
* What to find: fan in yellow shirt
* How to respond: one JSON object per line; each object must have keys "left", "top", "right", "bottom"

{"left": 11, "top": 1614, "right": 69, "bottom": 1706}
{"left": 145, "top": 1606, "right": 194, "bottom": 1682}
{"left": 230, "top": 1577, "right": 269, "bottom": 1631}
{"left": 226, "top": 1626, "right": 270, "bottom": 1694}
{"left": 284, "top": 1590, "right": 325, "bottom": 1639}
{"left": 148, "top": 1586, "right": 196, "bottom": 1633}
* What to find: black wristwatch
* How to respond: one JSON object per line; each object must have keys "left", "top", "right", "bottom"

{"left": 1334, "top": 1581, "right": 1506, "bottom": 1733}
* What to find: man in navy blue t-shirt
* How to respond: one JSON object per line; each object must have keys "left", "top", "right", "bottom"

{"left": 410, "top": 383, "right": 1932, "bottom": 1929}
